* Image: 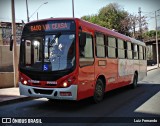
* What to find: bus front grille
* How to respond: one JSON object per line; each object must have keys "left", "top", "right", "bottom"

{"left": 33, "top": 89, "right": 53, "bottom": 95}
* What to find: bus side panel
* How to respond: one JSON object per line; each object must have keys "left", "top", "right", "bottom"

{"left": 99, "top": 58, "right": 119, "bottom": 92}
{"left": 94, "top": 58, "right": 108, "bottom": 90}
{"left": 139, "top": 60, "right": 147, "bottom": 81}
{"left": 133, "top": 60, "right": 140, "bottom": 75}
{"left": 77, "top": 66, "right": 95, "bottom": 100}
{"left": 117, "top": 59, "right": 134, "bottom": 87}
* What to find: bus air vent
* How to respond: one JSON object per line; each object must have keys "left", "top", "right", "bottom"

{"left": 33, "top": 89, "right": 53, "bottom": 95}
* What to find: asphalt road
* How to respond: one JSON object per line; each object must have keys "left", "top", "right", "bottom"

{"left": 0, "top": 69, "right": 160, "bottom": 126}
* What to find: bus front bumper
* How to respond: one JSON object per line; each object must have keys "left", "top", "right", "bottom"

{"left": 19, "top": 82, "right": 78, "bottom": 100}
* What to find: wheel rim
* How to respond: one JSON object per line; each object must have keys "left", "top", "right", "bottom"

{"left": 94, "top": 81, "right": 104, "bottom": 101}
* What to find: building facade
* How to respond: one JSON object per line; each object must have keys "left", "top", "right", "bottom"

{"left": 0, "top": 22, "right": 23, "bottom": 45}
{"left": 0, "top": 22, "right": 22, "bottom": 88}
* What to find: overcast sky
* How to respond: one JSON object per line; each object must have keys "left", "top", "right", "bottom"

{"left": 0, "top": 0, "right": 160, "bottom": 30}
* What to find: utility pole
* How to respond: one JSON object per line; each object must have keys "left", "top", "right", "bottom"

{"left": 132, "top": 16, "right": 136, "bottom": 38}
{"left": 72, "top": 0, "right": 75, "bottom": 18}
{"left": 26, "top": 0, "right": 29, "bottom": 22}
{"left": 155, "top": 10, "right": 159, "bottom": 67}
{"left": 27, "top": 2, "right": 48, "bottom": 21}
{"left": 11, "top": 0, "right": 18, "bottom": 87}
{"left": 37, "top": 12, "right": 38, "bottom": 20}
{"left": 138, "top": 7, "right": 142, "bottom": 40}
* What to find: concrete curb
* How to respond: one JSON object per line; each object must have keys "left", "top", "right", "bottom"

{"left": 147, "top": 67, "right": 159, "bottom": 72}
{"left": 0, "top": 96, "right": 36, "bottom": 106}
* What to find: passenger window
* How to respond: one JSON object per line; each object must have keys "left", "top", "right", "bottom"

{"left": 143, "top": 47, "right": 146, "bottom": 60}
{"left": 79, "top": 32, "right": 94, "bottom": 67}
{"left": 127, "top": 42, "right": 133, "bottom": 59}
{"left": 96, "top": 33, "right": 105, "bottom": 57}
{"left": 108, "top": 37, "right": 116, "bottom": 58}
{"left": 118, "top": 39, "right": 125, "bottom": 58}
{"left": 134, "top": 44, "right": 138, "bottom": 59}
{"left": 139, "top": 46, "right": 143, "bottom": 60}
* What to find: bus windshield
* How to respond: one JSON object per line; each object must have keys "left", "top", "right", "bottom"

{"left": 20, "top": 33, "right": 75, "bottom": 72}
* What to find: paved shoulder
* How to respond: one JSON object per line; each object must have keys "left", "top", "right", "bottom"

{"left": 0, "top": 87, "right": 34, "bottom": 105}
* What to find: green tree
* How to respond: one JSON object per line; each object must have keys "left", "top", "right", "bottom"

{"left": 81, "top": 3, "right": 148, "bottom": 38}
{"left": 81, "top": 14, "right": 99, "bottom": 24}
{"left": 81, "top": 3, "right": 132, "bottom": 36}
{"left": 142, "top": 30, "right": 160, "bottom": 41}
{"left": 98, "top": 3, "right": 130, "bottom": 35}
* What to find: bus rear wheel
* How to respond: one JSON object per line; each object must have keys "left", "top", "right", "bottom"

{"left": 132, "top": 73, "right": 138, "bottom": 88}
{"left": 93, "top": 79, "right": 105, "bottom": 103}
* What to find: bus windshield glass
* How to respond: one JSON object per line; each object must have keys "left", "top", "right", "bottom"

{"left": 20, "top": 20, "right": 76, "bottom": 72}
{"left": 20, "top": 33, "right": 75, "bottom": 72}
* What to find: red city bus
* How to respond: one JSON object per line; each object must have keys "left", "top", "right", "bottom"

{"left": 17, "top": 18, "right": 147, "bottom": 103}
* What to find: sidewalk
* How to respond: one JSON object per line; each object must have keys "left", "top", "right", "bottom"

{"left": 0, "top": 87, "right": 33, "bottom": 105}
{"left": 147, "top": 64, "right": 160, "bottom": 71}
{"left": 0, "top": 65, "right": 159, "bottom": 105}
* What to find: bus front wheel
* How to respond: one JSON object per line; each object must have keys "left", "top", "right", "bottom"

{"left": 93, "top": 79, "right": 105, "bottom": 103}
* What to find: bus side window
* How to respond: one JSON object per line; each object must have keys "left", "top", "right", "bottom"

{"left": 143, "top": 46, "right": 146, "bottom": 60}
{"left": 117, "top": 39, "right": 125, "bottom": 59}
{"left": 127, "top": 42, "right": 133, "bottom": 59}
{"left": 108, "top": 37, "right": 116, "bottom": 58}
{"left": 96, "top": 33, "right": 105, "bottom": 57}
{"left": 139, "top": 45, "right": 143, "bottom": 60}
{"left": 133, "top": 44, "right": 138, "bottom": 60}
{"left": 79, "top": 32, "right": 94, "bottom": 67}
{"left": 79, "top": 32, "right": 86, "bottom": 57}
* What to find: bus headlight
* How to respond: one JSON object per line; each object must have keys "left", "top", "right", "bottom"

{"left": 63, "top": 82, "right": 68, "bottom": 87}
{"left": 23, "top": 80, "right": 28, "bottom": 85}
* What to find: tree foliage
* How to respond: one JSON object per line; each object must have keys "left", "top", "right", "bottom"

{"left": 81, "top": 3, "right": 148, "bottom": 37}
{"left": 98, "top": 3, "right": 130, "bottom": 35}
{"left": 142, "top": 30, "right": 160, "bottom": 40}
{"left": 81, "top": 3, "right": 131, "bottom": 35}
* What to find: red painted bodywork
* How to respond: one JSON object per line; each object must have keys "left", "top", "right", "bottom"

{"left": 20, "top": 18, "right": 146, "bottom": 101}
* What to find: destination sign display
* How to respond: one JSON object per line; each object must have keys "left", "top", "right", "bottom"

{"left": 23, "top": 20, "right": 75, "bottom": 34}
{"left": 30, "top": 23, "right": 70, "bottom": 32}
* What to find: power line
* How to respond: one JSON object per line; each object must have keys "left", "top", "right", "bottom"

{"left": 141, "top": 11, "right": 154, "bottom": 13}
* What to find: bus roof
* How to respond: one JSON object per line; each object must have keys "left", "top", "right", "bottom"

{"left": 26, "top": 18, "right": 145, "bottom": 46}
{"left": 26, "top": 17, "right": 76, "bottom": 24}
{"left": 77, "top": 18, "right": 145, "bottom": 46}
{"left": 129, "top": 37, "right": 146, "bottom": 46}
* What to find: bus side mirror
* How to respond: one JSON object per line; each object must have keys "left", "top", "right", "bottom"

{"left": 10, "top": 38, "right": 13, "bottom": 51}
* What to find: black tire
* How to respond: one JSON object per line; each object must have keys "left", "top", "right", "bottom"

{"left": 93, "top": 79, "right": 105, "bottom": 103}
{"left": 131, "top": 73, "right": 138, "bottom": 89}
